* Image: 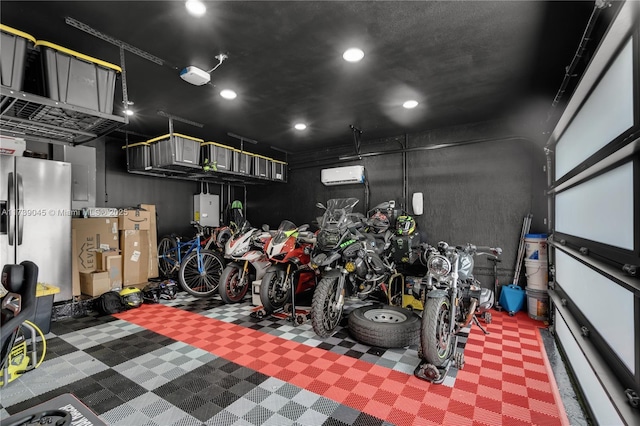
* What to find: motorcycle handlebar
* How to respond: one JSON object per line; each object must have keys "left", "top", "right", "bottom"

{"left": 474, "top": 245, "right": 502, "bottom": 256}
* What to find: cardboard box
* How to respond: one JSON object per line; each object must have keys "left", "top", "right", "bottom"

{"left": 79, "top": 271, "right": 110, "bottom": 297}
{"left": 120, "top": 230, "right": 149, "bottom": 286}
{"left": 105, "top": 255, "right": 123, "bottom": 290}
{"left": 72, "top": 218, "right": 119, "bottom": 273}
{"left": 118, "top": 208, "right": 151, "bottom": 231}
{"left": 93, "top": 249, "right": 121, "bottom": 271}
{"left": 139, "top": 204, "right": 159, "bottom": 278}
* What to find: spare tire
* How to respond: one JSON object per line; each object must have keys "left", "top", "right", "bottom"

{"left": 348, "top": 304, "right": 421, "bottom": 348}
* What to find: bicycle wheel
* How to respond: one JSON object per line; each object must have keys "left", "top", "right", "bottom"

{"left": 158, "top": 236, "right": 179, "bottom": 278}
{"left": 179, "top": 249, "right": 225, "bottom": 297}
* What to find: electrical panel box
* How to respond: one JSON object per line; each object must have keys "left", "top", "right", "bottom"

{"left": 193, "top": 193, "right": 220, "bottom": 227}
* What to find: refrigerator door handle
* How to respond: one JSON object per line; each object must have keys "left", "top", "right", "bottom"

{"left": 8, "top": 172, "right": 15, "bottom": 245}
{"left": 17, "top": 172, "right": 23, "bottom": 246}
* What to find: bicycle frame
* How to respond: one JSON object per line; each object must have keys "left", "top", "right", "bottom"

{"left": 159, "top": 234, "right": 204, "bottom": 274}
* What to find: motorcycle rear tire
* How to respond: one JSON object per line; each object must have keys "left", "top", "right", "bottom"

{"left": 348, "top": 305, "right": 420, "bottom": 348}
{"left": 219, "top": 263, "right": 250, "bottom": 304}
{"left": 311, "top": 276, "right": 343, "bottom": 338}
{"left": 420, "top": 296, "right": 455, "bottom": 367}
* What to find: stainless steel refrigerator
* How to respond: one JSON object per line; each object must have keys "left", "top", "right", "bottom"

{"left": 1, "top": 155, "right": 72, "bottom": 302}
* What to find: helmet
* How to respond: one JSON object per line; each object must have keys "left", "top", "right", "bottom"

{"left": 142, "top": 282, "right": 160, "bottom": 303}
{"left": 119, "top": 287, "right": 143, "bottom": 308}
{"left": 369, "top": 211, "right": 390, "bottom": 234}
{"left": 158, "top": 280, "right": 178, "bottom": 300}
{"left": 396, "top": 215, "right": 416, "bottom": 235}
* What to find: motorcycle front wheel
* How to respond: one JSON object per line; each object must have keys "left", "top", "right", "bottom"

{"left": 179, "top": 250, "right": 225, "bottom": 297}
{"left": 260, "top": 268, "right": 290, "bottom": 313}
{"left": 311, "top": 276, "right": 343, "bottom": 338}
{"left": 420, "top": 296, "right": 455, "bottom": 367}
{"left": 219, "top": 262, "right": 250, "bottom": 304}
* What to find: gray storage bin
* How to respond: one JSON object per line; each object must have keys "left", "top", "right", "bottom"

{"left": 201, "top": 141, "right": 233, "bottom": 171}
{"left": 122, "top": 141, "right": 151, "bottom": 171}
{"left": 0, "top": 24, "right": 36, "bottom": 91}
{"left": 251, "top": 153, "right": 271, "bottom": 178}
{"left": 232, "top": 149, "right": 252, "bottom": 174}
{"left": 148, "top": 133, "right": 203, "bottom": 171}
{"left": 271, "top": 159, "right": 287, "bottom": 182}
{"left": 36, "top": 40, "right": 120, "bottom": 114}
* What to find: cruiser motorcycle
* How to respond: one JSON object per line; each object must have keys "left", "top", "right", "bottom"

{"left": 415, "top": 241, "right": 501, "bottom": 384}
{"left": 310, "top": 198, "right": 398, "bottom": 338}
{"left": 218, "top": 222, "right": 271, "bottom": 304}
{"left": 260, "top": 220, "right": 316, "bottom": 313}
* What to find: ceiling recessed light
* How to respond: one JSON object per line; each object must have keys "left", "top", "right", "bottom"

{"left": 220, "top": 89, "right": 237, "bottom": 100}
{"left": 403, "top": 100, "right": 419, "bottom": 109}
{"left": 185, "top": 0, "right": 206, "bottom": 17}
{"left": 294, "top": 123, "right": 307, "bottom": 131}
{"left": 343, "top": 48, "right": 364, "bottom": 63}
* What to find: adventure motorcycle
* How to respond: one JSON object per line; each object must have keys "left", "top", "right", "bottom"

{"left": 218, "top": 221, "right": 271, "bottom": 304}
{"left": 310, "top": 198, "right": 399, "bottom": 338}
{"left": 260, "top": 220, "right": 317, "bottom": 313}
{"left": 415, "top": 241, "right": 501, "bottom": 384}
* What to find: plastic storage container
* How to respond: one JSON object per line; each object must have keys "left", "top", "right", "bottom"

{"left": 122, "top": 141, "right": 151, "bottom": 171}
{"left": 0, "top": 24, "right": 36, "bottom": 91}
{"left": 201, "top": 141, "right": 233, "bottom": 171}
{"left": 232, "top": 149, "right": 252, "bottom": 174}
{"left": 499, "top": 284, "right": 525, "bottom": 314}
{"left": 34, "top": 283, "right": 60, "bottom": 334}
{"left": 251, "top": 153, "right": 271, "bottom": 179}
{"left": 148, "top": 133, "right": 203, "bottom": 171}
{"left": 271, "top": 159, "right": 287, "bottom": 182}
{"left": 35, "top": 40, "right": 121, "bottom": 114}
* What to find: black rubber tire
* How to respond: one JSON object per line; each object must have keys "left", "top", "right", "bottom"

{"left": 219, "top": 262, "right": 250, "bottom": 303}
{"left": 178, "top": 249, "right": 225, "bottom": 297}
{"left": 311, "top": 276, "right": 343, "bottom": 338}
{"left": 420, "top": 296, "right": 454, "bottom": 367}
{"left": 260, "top": 268, "right": 289, "bottom": 313}
{"left": 157, "top": 236, "right": 178, "bottom": 278}
{"left": 348, "top": 305, "right": 421, "bottom": 348}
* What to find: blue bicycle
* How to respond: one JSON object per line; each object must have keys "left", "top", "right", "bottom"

{"left": 157, "top": 225, "right": 225, "bottom": 297}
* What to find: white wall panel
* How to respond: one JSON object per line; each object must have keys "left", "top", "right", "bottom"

{"left": 556, "top": 251, "right": 635, "bottom": 373}
{"left": 555, "top": 161, "right": 634, "bottom": 250}
{"left": 555, "top": 39, "right": 634, "bottom": 178}
{"left": 555, "top": 309, "right": 624, "bottom": 426}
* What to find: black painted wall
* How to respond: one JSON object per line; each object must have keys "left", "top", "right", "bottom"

{"left": 247, "top": 120, "right": 547, "bottom": 287}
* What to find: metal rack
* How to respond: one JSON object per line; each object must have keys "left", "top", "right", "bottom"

{"left": 126, "top": 164, "right": 284, "bottom": 185}
{"left": 0, "top": 86, "right": 128, "bottom": 145}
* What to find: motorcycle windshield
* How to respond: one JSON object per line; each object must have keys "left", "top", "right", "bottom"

{"left": 319, "top": 198, "right": 360, "bottom": 231}
{"left": 272, "top": 220, "right": 297, "bottom": 244}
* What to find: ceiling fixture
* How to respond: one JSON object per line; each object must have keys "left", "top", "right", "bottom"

{"left": 185, "top": 0, "right": 206, "bottom": 17}
{"left": 343, "top": 48, "right": 364, "bottom": 63}
{"left": 403, "top": 100, "right": 419, "bottom": 109}
{"left": 220, "top": 89, "right": 237, "bottom": 100}
{"left": 122, "top": 100, "right": 135, "bottom": 116}
{"left": 294, "top": 123, "right": 307, "bottom": 131}
{"left": 180, "top": 54, "right": 227, "bottom": 86}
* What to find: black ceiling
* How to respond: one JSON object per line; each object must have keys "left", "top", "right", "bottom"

{"left": 2, "top": 1, "right": 599, "bottom": 158}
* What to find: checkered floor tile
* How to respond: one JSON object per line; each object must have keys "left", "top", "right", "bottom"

{"left": 1, "top": 291, "right": 574, "bottom": 425}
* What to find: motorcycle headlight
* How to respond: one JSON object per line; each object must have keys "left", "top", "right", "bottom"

{"left": 427, "top": 255, "right": 451, "bottom": 278}
{"left": 232, "top": 245, "right": 249, "bottom": 257}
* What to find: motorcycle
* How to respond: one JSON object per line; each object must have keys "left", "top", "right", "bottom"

{"left": 218, "top": 221, "right": 271, "bottom": 304}
{"left": 414, "top": 241, "right": 501, "bottom": 384}
{"left": 259, "top": 220, "right": 317, "bottom": 314}
{"left": 309, "top": 198, "right": 399, "bottom": 338}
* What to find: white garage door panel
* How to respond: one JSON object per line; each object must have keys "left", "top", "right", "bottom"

{"left": 555, "top": 161, "right": 634, "bottom": 250}
{"left": 555, "top": 309, "right": 624, "bottom": 426}
{"left": 555, "top": 38, "right": 634, "bottom": 179}
{"left": 556, "top": 251, "right": 635, "bottom": 373}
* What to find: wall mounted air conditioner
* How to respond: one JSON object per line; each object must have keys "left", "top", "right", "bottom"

{"left": 321, "top": 165, "right": 365, "bottom": 186}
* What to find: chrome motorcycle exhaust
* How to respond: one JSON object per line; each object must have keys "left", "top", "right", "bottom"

{"left": 458, "top": 297, "right": 478, "bottom": 328}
